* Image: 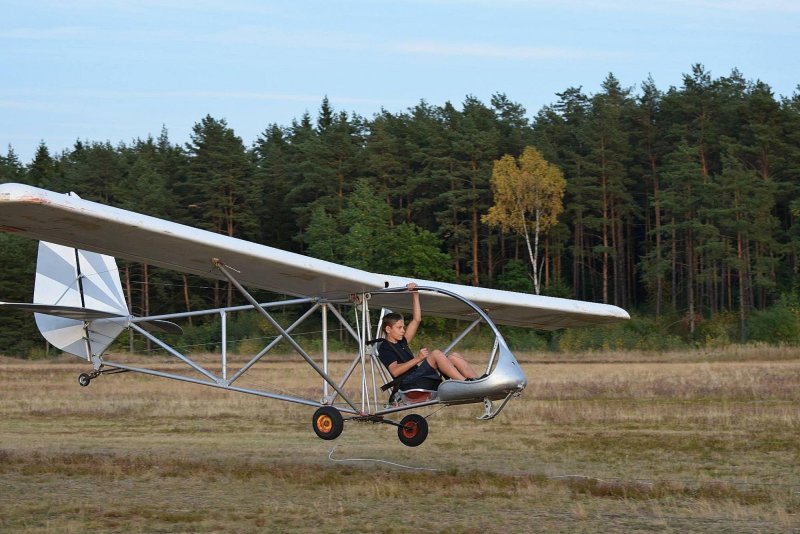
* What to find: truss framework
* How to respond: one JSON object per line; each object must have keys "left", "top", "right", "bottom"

{"left": 89, "top": 261, "right": 526, "bottom": 419}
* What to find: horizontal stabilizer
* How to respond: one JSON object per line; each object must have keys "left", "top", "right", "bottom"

{"left": 0, "top": 302, "right": 125, "bottom": 321}
{"left": 0, "top": 302, "right": 182, "bottom": 335}
{"left": 134, "top": 319, "right": 183, "bottom": 335}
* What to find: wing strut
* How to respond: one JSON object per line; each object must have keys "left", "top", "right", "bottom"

{"left": 212, "top": 259, "right": 362, "bottom": 414}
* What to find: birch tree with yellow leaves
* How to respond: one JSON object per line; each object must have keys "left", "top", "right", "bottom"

{"left": 483, "top": 146, "right": 566, "bottom": 294}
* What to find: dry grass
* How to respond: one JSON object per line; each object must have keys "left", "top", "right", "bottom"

{"left": 1, "top": 347, "right": 799, "bottom": 532}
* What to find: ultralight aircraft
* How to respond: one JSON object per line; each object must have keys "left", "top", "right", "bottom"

{"left": 0, "top": 183, "right": 628, "bottom": 446}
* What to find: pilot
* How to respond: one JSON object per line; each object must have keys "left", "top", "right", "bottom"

{"left": 377, "top": 283, "right": 481, "bottom": 390}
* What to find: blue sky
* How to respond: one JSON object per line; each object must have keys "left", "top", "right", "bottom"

{"left": 2, "top": 0, "right": 799, "bottom": 163}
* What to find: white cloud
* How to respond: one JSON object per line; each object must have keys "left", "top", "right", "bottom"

{"left": 391, "top": 0, "right": 800, "bottom": 13}
{"left": 0, "top": 23, "right": 368, "bottom": 52}
{"left": 677, "top": 0, "right": 800, "bottom": 12}
{"left": 0, "top": 27, "right": 88, "bottom": 40}
{"left": 22, "top": 0, "right": 279, "bottom": 15}
{"left": 394, "top": 40, "right": 624, "bottom": 61}
{"left": 0, "top": 99, "right": 59, "bottom": 112}
{"left": 2, "top": 90, "right": 404, "bottom": 108}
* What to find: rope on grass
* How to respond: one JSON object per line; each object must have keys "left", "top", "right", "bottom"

{"left": 328, "top": 445, "right": 441, "bottom": 472}
{"left": 547, "top": 474, "right": 617, "bottom": 484}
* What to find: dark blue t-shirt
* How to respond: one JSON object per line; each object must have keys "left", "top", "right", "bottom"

{"left": 377, "top": 336, "right": 414, "bottom": 369}
{"left": 377, "top": 337, "right": 441, "bottom": 390}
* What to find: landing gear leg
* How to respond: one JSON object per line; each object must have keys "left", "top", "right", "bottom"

{"left": 77, "top": 367, "right": 128, "bottom": 387}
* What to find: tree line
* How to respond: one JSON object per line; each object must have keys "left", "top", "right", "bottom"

{"left": 2, "top": 64, "right": 800, "bottom": 355}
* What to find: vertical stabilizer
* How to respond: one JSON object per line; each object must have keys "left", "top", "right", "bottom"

{"left": 33, "top": 241, "right": 128, "bottom": 359}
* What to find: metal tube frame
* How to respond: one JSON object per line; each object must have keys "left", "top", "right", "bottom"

{"left": 94, "top": 288, "right": 358, "bottom": 409}
{"left": 213, "top": 261, "right": 361, "bottom": 412}
{"left": 98, "top": 360, "right": 359, "bottom": 413}
{"left": 92, "top": 277, "right": 516, "bottom": 419}
{"left": 228, "top": 304, "right": 321, "bottom": 385}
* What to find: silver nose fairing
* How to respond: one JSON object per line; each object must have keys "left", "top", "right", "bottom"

{"left": 437, "top": 342, "right": 527, "bottom": 404}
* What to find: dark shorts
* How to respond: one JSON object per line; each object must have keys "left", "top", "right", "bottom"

{"left": 400, "top": 360, "right": 442, "bottom": 391}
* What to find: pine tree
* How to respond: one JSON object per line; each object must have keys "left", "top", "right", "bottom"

{"left": 533, "top": 87, "right": 594, "bottom": 300}
{"left": 0, "top": 146, "right": 25, "bottom": 184}
{"left": 783, "top": 89, "right": 800, "bottom": 287}
{"left": 632, "top": 76, "right": 669, "bottom": 314}
{"left": 582, "top": 74, "right": 636, "bottom": 306}
{"left": 184, "top": 115, "right": 257, "bottom": 308}
{"left": 0, "top": 235, "right": 39, "bottom": 356}
{"left": 184, "top": 115, "right": 257, "bottom": 239}
{"left": 659, "top": 140, "right": 710, "bottom": 333}
{"left": 61, "top": 141, "right": 123, "bottom": 202}
{"left": 253, "top": 123, "right": 297, "bottom": 251}
{"left": 707, "top": 146, "right": 779, "bottom": 337}
{"left": 441, "top": 96, "right": 499, "bottom": 285}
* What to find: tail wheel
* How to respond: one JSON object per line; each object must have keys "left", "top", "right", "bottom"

{"left": 312, "top": 406, "right": 344, "bottom": 440}
{"left": 78, "top": 373, "right": 91, "bottom": 387}
{"left": 398, "top": 414, "right": 428, "bottom": 447}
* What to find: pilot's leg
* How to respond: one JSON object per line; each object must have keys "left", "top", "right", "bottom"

{"left": 446, "top": 352, "right": 478, "bottom": 379}
{"left": 426, "top": 350, "right": 466, "bottom": 380}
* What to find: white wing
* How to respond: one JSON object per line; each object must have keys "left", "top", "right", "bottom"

{"left": 0, "top": 183, "right": 629, "bottom": 329}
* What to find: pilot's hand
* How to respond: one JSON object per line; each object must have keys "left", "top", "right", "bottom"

{"left": 407, "top": 282, "right": 417, "bottom": 292}
{"left": 418, "top": 348, "right": 429, "bottom": 361}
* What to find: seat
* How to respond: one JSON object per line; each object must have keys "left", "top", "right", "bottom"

{"left": 394, "top": 388, "right": 438, "bottom": 404}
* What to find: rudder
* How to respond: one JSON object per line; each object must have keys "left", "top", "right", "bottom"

{"left": 33, "top": 241, "right": 128, "bottom": 360}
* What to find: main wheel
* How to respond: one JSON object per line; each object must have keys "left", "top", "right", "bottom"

{"left": 398, "top": 414, "right": 428, "bottom": 447}
{"left": 312, "top": 406, "right": 344, "bottom": 440}
{"left": 78, "top": 373, "right": 91, "bottom": 387}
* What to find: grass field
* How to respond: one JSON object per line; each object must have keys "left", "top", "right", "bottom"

{"left": 1, "top": 347, "right": 798, "bottom": 532}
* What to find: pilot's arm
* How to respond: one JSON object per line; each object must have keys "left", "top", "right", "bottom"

{"left": 404, "top": 283, "right": 422, "bottom": 343}
{"left": 388, "top": 348, "right": 429, "bottom": 377}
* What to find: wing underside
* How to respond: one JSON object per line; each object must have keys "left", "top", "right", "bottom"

{"left": 0, "top": 183, "right": 629, "bottom": 329}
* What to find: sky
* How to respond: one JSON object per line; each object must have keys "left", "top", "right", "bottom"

{"left": 2, "top": 0, "right": 799, "bottom": 163}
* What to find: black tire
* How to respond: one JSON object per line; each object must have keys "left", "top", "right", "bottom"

{"left": 78, "top": 373, "right": 91, "bottom": 387}
{"left": 398, "top": 414, "right": 428, "bottom": 447}
{"left": 312, "top": 406, "right": 344, "bottom": 440}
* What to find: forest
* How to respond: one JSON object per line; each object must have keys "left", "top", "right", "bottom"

{"left": 2, "top": 64, "right": 800, "bottom": 356}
